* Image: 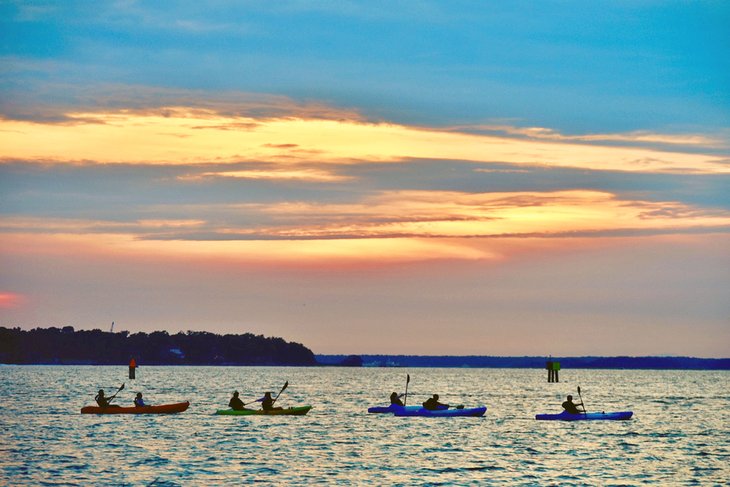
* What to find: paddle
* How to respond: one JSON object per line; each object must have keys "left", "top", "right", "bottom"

{"left": 103, "top": 383, "right": 124, "bottom": 406}
{"left": 577, "top": 386, "right": 587, "bottom": 417}
{"left": 271, "top": 381, "right": 288, "bottom": 405}
{"left": 403, "top": 374, "right": 410, "bottom": 406}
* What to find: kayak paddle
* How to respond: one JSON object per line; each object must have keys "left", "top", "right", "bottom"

{"left": 243, "top": 382, "right": 288, "bottom": 407}
{"left": 107, "top": 383, "right": 125, "bottom": 404}
{"left": 577, "top": 386, "right": 587, "bottom": 417}
{"left": 403, "top": 374, "right": 410, "bottom": 406}
{"left": 272, "top": 381, "right": 288, "bottom": 405}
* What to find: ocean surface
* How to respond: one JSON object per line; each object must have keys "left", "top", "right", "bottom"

{"left": 1, "top": 366, "right": 728, "bottom": 486}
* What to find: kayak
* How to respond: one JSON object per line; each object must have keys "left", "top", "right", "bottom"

{"left": 393, "top": 405, "right": 487, "bottom": 417}
{"left": 535, "top": 411, "right": 633, "bottom": 421}
{"left": 215, "top": 405, "right": 312, "bottom": 416}
{"left": 81, "top": 401, "right": 190, "bottom": 414}
{"left": 368, "top": 404, "right": 424, "bottom": 414}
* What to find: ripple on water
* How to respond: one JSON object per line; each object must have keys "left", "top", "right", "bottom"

{"left": 1, "top": 367, "right": 729, "bottom": 485}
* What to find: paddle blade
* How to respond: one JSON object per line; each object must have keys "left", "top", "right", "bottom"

{"left": 406, "top": 374, "right": 410, "bottom": 384}
{"left": 280, "top": 381, "right": 288, "bottom": 393}
{"left": 119, "top": 383, "right": 125, "bottom": 391}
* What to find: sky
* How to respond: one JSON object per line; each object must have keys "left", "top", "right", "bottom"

{"left": 1, "top": 1, "right": 729, "bottom": 357}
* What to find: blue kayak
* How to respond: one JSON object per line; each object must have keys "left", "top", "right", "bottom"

{"left": 535, "top": 411, "right": 633, "bottom": 421}
{"left": 394, "top": 405, "right": 487, "bottom": 417}
{"left": 368, "top": 404, "right": 423, "bottom": 414}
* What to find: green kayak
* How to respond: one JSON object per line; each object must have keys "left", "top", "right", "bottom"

{"left": 215, "top": 405, "right": 312, "bottom": 416}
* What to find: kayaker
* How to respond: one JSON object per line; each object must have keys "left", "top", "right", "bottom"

{"left": 259, "top": 392, "right": 283, "bottom": 411}
{"left": 134, "top": 392, "right": 147, "bottom": 407}
{"left": 94, "top": 389, "right": 122, "bottom": 408}
{"left": 562, "top": 395, "right": 585, "bottom": 414}
{"left": 95, "top": 389, "right": 111, "bottom": 407}
{"left": 229, "top": 391, "right": 245, "bottom": 410}
{"left": 423, "top": 394, "right": 449, "bottom": 410}
{"left": 390, "top": 392, "right": 405, "bottom": 406}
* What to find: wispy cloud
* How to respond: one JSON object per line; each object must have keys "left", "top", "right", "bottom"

{"left": 460, "top": 124, "right": 729, "bottom": 150}
{"left": 3, "top": 190, "right": 728, "bottom": 266}
{"left": 187, "top": 168, "right": 352, "bottom": 183}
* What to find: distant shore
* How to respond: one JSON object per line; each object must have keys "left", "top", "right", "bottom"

{"left": 3, "top": 327, "right": 727, "bottom": 369}
{"left": 1, "top": 356, "right": 728, "bottom": 369}
{"left": 316, "top": 354, "right": 730, "bottom": 370}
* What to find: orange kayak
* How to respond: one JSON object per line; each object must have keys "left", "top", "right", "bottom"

{"left": 81, "top": 401, "right": 190, "bottom": 414}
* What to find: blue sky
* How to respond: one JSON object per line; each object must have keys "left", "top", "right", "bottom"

{"left": 2, "top": 1, "right": 728, "bottom": 130}
{"left": 1, "top": 1, "right": 728, "bottom": 356}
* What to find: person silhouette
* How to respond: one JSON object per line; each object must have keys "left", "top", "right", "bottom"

{"left": 422, "top": 394, "right": 448, "bottom": 410}
{"left": 260, "top": 392, "right": 283, "bottom": 411}
{"left": 229, "top": 391, "right": 245, "bottom": 410}
{"left": 134, "top": 392, "right": 147, "bottom": 407}
{"left": 95, "top": 389, "right": 110, "bottom": 407}
{"left": 390, "top": 392, "right": 404, "bottom": 406}
{"left": 562, "top": 394, "right": 584, "bottom": 414}
{"left": 94, "top": 389, "right": 120, "bottom": 408}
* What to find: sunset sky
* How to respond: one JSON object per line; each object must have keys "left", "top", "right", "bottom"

{"left": 1, "top": 1, "right": 728, "bottom": 356}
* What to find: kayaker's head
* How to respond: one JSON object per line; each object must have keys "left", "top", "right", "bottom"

{"left": 136, "top": 392, "right": 142, "bottom": 399}
{"left": 567, "top": 395, "right": 573, "bottom": 401}
{"left": 433, "top": 394, "right": 439, "bottom": 400}
{"left": 390, "top": 392, "right": 398, "bottom": 398}
{"left": 98, "top": 389, "right": 104, "bottom": 396}
{"left": 233, "top": 391, "right": 239, "bottom": 398}
{"left": 264, "top": 392, "right": 272, "bottom": 398}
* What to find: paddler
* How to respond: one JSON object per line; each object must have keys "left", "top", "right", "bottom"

{"left": 95, "top": 389, "right": 111, "bottom": 407}
{"left": 134, "top": 392, "right": 148, "bottom": 407}
{"left": 94, "top": 389, "right": 120, "bottom": 408}
{"left": 229, "top": 391, "right": 245, "bottom": 410}
{"left": 561, "top": 394, "right": 585, "bottom": 414}
{"left": 422, "top": 394, "right": 449, "bottom": 410}
{"left": 259, "top": 391, "right": 283, "bottom": 412}
{"left": 390, "top": 392, "right": 405, "bottom": 406}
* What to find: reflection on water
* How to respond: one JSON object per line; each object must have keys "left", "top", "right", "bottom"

{"left": 1, "top": 366, "right": 728, "bottom": 485}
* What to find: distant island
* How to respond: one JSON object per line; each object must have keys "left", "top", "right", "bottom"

{"left": 316, "top": 354, "right": 730, "bottom": 370}
{"left": 0, "top": 327, "right": 317, "bottom": 366}
{"left": 2, "top": 327, "right": 728, "bottom": 369}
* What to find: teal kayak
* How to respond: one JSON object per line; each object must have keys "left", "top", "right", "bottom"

{"left": 393, "top": 405, "right": 486, "bottom": 417}
{"left": 215, "top": 405, "right": 312, "bottom": 416}
{"left": 535, "top": 411, "right": 633, "bottom": 421}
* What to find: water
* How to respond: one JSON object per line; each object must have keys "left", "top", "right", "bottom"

{"left": 1, "top": 366, "right": 728, "bottom": 485}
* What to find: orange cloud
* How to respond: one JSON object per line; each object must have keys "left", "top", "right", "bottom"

{"left": 1, "top": 108, "right": 728, "bottom": 174}
{"left": 2, "top": 190, "right": 728, "bottom": 266}
{"left": 186, "top": 168, "right": 351, "bottom": 182}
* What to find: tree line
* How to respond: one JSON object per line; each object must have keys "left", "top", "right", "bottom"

{"left": 0, "top": 326, "right": 317, "bottom": 366}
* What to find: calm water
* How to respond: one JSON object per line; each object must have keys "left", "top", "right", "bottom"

{"left": 1, "top": 366, "right": 728, "bottom": 485}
